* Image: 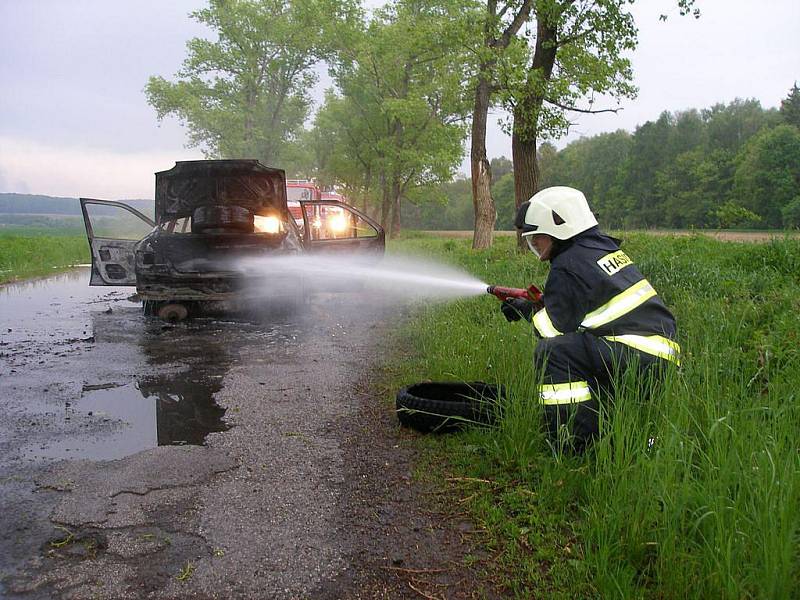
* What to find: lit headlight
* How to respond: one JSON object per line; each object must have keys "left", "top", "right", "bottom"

{"left": 254, "top": 215, "right": 281, "bottom": 233}
{"left": 328, "top": 214, "right": 348, "bottom": 233}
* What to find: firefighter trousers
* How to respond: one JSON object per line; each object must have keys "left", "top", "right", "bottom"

{"left": 533, "top": 331, "right": 669, "bottom": 453}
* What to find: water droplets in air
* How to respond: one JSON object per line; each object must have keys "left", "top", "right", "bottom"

{"left": 237, "top": 253, "right": 487, "bottom": 301}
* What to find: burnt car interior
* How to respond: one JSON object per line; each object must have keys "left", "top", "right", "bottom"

{"left": 80, "top": 160, "right": 385, "bottom": 318}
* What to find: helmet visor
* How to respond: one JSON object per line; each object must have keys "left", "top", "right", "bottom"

{"left": 524, "top": 235, "right": 540, "bottom": 258}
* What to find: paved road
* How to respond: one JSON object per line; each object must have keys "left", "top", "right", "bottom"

{"left": 0, "top": 269, "right": 480, "bottom": 599}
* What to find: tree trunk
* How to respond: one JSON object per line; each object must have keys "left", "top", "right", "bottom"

{"left": 361, "top": 167, "right": 373, "bottom": 214}
{"left": 511, "top": 15, "right": 558, "bottom": 248}
{"left": 471, "top": 74, "right": 495, "bottom": 249}
{"left": 512, "top": 105, "right": 540, "bottom": 249}
{"left": 512, "top": 116, "right": 539, "bottom": 205}
{"left": 380, "top": 174, "right": 392, "bottom": 231}
{"left": 361, "top": 192, "right": 370, "bottom": 215}
{"left": 390, "top": 192, "right": 401, "bottom": 239}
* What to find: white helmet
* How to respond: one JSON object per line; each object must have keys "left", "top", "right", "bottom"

{"left": 516, "top": 186, "right": 598, "bottom": 241}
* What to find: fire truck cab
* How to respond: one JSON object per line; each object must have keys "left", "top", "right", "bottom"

{"left": 286, "top": 180, "right": 321, "bottom": 227}
{"left": 287, "top": 181, "right": 355, "bottom": 241}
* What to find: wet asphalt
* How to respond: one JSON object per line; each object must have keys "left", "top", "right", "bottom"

{"left": 0, "top": 269, "right": 465, "bottom": 599}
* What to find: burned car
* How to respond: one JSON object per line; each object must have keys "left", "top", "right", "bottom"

{"left": 80, "top": 160, "right": 384, "bottom": 319}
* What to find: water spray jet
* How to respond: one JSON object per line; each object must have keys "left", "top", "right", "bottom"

{"left": 238, "top": 253, "right": 490, "bottom": 301}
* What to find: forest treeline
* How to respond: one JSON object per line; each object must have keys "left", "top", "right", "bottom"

{"left": 144, "top": 0, "right": 710, "bottom": 245}
{"left": 406, "top": 92, "right": 800, "bottom": 230}
{"left": 141, "top": 0, "right": 797, "bottom": 238}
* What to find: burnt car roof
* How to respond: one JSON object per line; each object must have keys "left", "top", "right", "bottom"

{"left": 154, "top": 160, "right": 288, "bottom": 222}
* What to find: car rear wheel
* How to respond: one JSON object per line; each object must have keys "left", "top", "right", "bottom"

{"left": 157, "top": 303, "right": 189, "bottom": 322}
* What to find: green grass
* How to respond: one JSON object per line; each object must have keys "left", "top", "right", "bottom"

{"left": 386, "top": 233, "right": 800, "bottom": 598}
{"left": 0, "top": 231, "right": 89, "bottom": 283}
{"left": 5, "top": 227, "right": 798, "bottom": 594}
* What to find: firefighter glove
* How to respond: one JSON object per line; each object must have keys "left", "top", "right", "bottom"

{"left": 501, "top": 298, "right": 535, "bottom": 322}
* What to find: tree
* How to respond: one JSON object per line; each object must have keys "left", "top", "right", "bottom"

{"left": 145, "top": 0, "right": 359, "bottom": 165}
{"left": 490, "top": 156, "right": 514, "bottom": 180}
{"left": 403, "top": 177, "right": 474, "bottom": 230}
{"left": 781, "top": 197, "right": 800, "bottom": 228}
{"left": 309, "top": 90, "right": 378, "bottom": 213}
{"left": 779, "top": 82, "right": 800, "bottom": 129}
{"left": 317, "top": 0, "right": 470, "bottom": 236}
{"left": 734, "top": 124, "right": 800, "bottom": 227}
{"left": 468, "top": 0, "right": 533, "bottom": 249}
{"left": 703, "top": 98, "right": 776, "bottom": 153}
{"left": 492, "top": 171, "right": 517, "bottom": 229}
{"left": 487, "top": 0, "right": 698, "bottom": 245}
{"left": 536, "top": 142, "right": 560, "bottom": 188}
{"left": 654, "top": 148, "right": 731, "bottom": 228}
{"left": 538, "top": 130, "right": 631, "bottom": 225}
{"left": 532, "top": 97, "right": 788, "bottom": 229}
{"left": 714, "top": 200, "right": 762, "bottom": 229}
{"left": 668, "top": 109, "right": 705, "bottom": 155}
{"left": 619, "top": 112, "right": 674, "bottom": 226}
{"left": 502, "top": 0, "right": 644, "bottom": 242}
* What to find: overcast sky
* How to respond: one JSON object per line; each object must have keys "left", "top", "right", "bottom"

{"left": 0, "top": 0, "right": 798, "bottom": 199}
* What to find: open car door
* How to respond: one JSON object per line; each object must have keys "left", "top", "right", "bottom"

{"left": 80, "top": 198, "right": 155, "bottom": 286}
{"left": 299, "top": 201, "right": 385, "bottom": 254}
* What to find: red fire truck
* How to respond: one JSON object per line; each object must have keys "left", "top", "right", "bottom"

{"left": 286, "top": 181, "right": 354, "bottom": 240}
{"left": 286, "top": 180, "right": 321, "bottom": 227}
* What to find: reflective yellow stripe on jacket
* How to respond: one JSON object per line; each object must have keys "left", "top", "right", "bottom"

{"left": 603, "top": 334, "right": 681, "bottom": 366}
{"left": 534, "top": 279, "right": 656, "bottom": 338}
{"left": 533, "top": 276, "right": 681, "bottom": 364}
{"left": 580, "top": 279, "right": 656, "bottom": 330}
{"left": 539, "top": 381, "right": 592, "bottom": 405}
{"left": 533, "top": 308, "right": 563, "bottom": 338}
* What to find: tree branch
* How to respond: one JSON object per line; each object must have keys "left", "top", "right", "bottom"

{"left": 558, "top": 25, "right": 597, "bottom": 47}
{"left": 497, "top": 0, "right": 534, "bottom": 49}
{"left": 544, "top": 97, "right": 621, "bottom": 114}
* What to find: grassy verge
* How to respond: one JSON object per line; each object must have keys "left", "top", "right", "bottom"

{"left": 386, "top": 232, "right": 800, "bottom": 598}
{"left": 0, "top": 229, "right": 89, "bottom": 283}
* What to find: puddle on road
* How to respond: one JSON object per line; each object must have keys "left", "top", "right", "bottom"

{"left": 3, "top": 268, "right": 236, "bottom": 462}
{"left": 23, "top": 377, "right": 230, "bottom": 462}
{"left": 4, "top": 267, "right": 325, "bottom": 464}
{"left": 0, "top": 267, "right": 139, "bottom": 346}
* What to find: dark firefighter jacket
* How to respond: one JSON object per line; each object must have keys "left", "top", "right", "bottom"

{"left": 532, "top": 226, "right": 680, "bottom": 364}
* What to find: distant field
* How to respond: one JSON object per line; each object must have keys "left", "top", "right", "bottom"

{"left": 0, "top": 224, "right": 86, "bottom": 237}
{"left": 0, "top": 233, "right": 88, "bottom": 284}
{"left": 426, "top": 229, "right": 800, "bottom": 242}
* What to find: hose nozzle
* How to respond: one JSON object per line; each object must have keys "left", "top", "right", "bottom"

{"left": 487, "top": 284, "right": 543, "bottom": 302}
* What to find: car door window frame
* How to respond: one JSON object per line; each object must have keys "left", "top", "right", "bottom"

{"left": 298, "top": 200, "right": 382, "bottom": 243}
{"left": 80, "top": 198, "right": 156, "bottom": 239}
{"left": 80, "top": 198, "right": 156, "bottom": 286}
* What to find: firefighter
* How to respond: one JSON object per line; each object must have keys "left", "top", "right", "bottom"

{"left": 502, "top": 186, "right": 680, "bottom": 452}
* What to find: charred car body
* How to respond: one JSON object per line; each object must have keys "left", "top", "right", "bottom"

{"left": 80, "top": 160, "right": 384, "bottom": 318}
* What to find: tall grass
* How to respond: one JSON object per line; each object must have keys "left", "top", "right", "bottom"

{"left": 0, "top": 233, "right": 88, "bottom": 283}
{"left": 389, "top": 233, "right": 800, "bottom": 597}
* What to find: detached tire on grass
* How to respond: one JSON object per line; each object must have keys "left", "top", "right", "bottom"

{"left": 395, "top": 382, "right": 502, "bottom": 433}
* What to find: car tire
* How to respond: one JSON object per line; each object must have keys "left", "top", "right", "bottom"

{"left": 395, "top": 382, "right": 502, "bottom": 433}
{"left": 191, "top": 205, "right": 254, "bottom": 233}
{"left": 158, "top": 303, "right": 189, "bottom": 322}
